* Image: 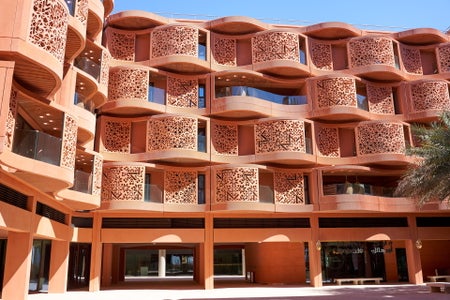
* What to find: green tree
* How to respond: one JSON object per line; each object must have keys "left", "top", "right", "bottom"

{"left": 395, "top": 111, "right": 450, "bottom": 205}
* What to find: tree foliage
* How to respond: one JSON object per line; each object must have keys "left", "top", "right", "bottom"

{"left": 394, "top": 111, "right": 450, "bottom": 205}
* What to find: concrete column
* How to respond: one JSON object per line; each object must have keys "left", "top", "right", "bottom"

{"left": 308, "top": 216, "right": 322, "bottom": 287}
{"left": 2, "top": 231, "right": 33, "bottom": 300}
{"left": 201, "top": 213, "right": 214, "bottom": 289}
{"left": 406, "top": 216, "right": 423, "bottom": 284}
{"left": 241, "top": 248, "right": 246, "bottom": 277}
{"left": 158, "top": 249, "right": 166, "bottom": 277}
{"left": 102, "top": 243, "right": 113, "bottom": 286}
{"left": 89, "top": 213, "right": 102, "bottom": 291}
{"left": 48, "top": 240, "right": 69, "bottom": 293}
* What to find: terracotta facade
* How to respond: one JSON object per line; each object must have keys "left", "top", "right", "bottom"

{"left": 0, "top": 1, "right": 449, "bottom": 299}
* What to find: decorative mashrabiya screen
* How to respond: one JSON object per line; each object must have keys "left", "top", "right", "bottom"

{"left": 108, "top": 68, "right": 149, "bottom": 101}
{"left": 255, "top": 120, "right": 305, "bottom": 153}
{"left": 410, "top": 81, "right": 450, "bottom": 112}
{"left": 164, "top": 170, "right": 197, "bottom": 204}
{"left": 274, "top": 171, "right": 305, "bottom": 204}
{"left": 103, "top": 121, "right": 131, "bottom": 153}
{"left": 366, "top": 85, "right": 395, "bottom": 115}
{"left": 102, "top": 165, "right": 145, "bottom": 201}
{"left": 212, "top": 37, "right": 237, "bottom": 66}
{"left": 108, "top": 30, "right": 135, "bottom": 61}
{"left": 438, "top": 44, "right": 450, "bottom": 73}
{"left": 316, "top": 127, "right": 340, "bottom": 158}
{"left": 348, "top": 36, "right": 395, "bottom": 68}
{"left": 400, "top": 45, "right": 423, "bottom": 74}
{"left": 357, "top": 122, "right": 405, "bottom": 155}
{"left": 215, "top": 167, "right": 258, "bottom": 202}
{"left": 211, "top": 122, "right": 238, "bottom": 155}
{"left": 147, "top": 116, "right": 197, "bottom": 151}
{"left": 309, "top": 40, "right": 333, "bottom": 70}
{"left": 252, "top": 31, "right": 299, "bottom": 63}
{"left": 28, "top": 0, "right": 69, "bottom": 64}
{"left": 167, "top": 77, "right": 198, "bottom": 107}
{"left": 316, "top": 77, "right": 356, "bottom": 108}
{"left": 151, "top": 26, "right": 198, "bottom": 58}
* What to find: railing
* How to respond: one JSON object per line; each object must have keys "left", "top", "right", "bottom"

{"left": 148, "top": 85, "right": 166, "bottom": 104}
{"left": 12, "top": 130, "right": 62, "bottom": 166}
{"left": 75, "top": 57, "right": 101, "bottom": 81}
{"left": 144, "top": 184, "right": 163, "bottom": 203}
{"left": 323, "top": 183, "right": 396, "bottom": 197}
{"left": 70, "top": 169, "right": 93, "bottom": 194}
{"left": 64, "top": 0, "right": 76, "bottom": 16}
{"left": 215, "top": 86, "right": 307, "bottom": 105}
{"left": 74, "top": 92, "right": 95, "bottom": 113}
{"left": 259, "top": 185, "right": 274, "bottom": 203}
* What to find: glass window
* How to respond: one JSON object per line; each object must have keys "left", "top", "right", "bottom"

{"left": 198, "top": 174, "right": 205, "bottom": 204}
{"left": 198, "top": 84, "right": 206, "bottom": 108}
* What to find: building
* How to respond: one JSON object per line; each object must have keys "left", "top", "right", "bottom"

{"left": 0, "top": 0, "right": 449, "bottom": 299}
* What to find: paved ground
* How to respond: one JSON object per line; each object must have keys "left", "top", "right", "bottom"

{"left": 26, "top": 280, "right": 449, "bottom": 300}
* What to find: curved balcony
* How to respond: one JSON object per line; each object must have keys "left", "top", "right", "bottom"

{"left": 0, "top": 0, "right": 69, "bottom": 97}
{"left": 355, "top": 121, "right": 413, "bottom": 166}
{"left": 97, "top": 115, "right": 209, "bottom": 164}
{"left": 305, "top": 22, "right": 362, "bottom": 39}
{"left": 211, "top": 165, "right": 312, "bottom": 212}
{"left": 86, "top": 0, "right": 105, "bottom": 40}
{"left": 0, "top": 87, "right": 77, "bottom": 192}
{"left": 207, "top": 16, "right": 268, "bottom": 34}
{"left": 348, "top": 36, "right": 405, "bottom": 81}
{"left": 56, "top": 150, "right": 102, "bottom": 210}
{"left": 251, "top": 30, "right": 310, "bottom": 77}
{"left": 72, "top": 91, "right": 96, "bottom": 145}
{"left": 394, "top": 28, "right": 449, "bottom": 45}
{"left": 150, "top": 24, "right": 210, "bottom": 74}
{"left": 102, "top": 0, "right": 114, "bottom": 17}
{"left": 317, "top": 166, "right": 416, "bottom": 212}
{"left": 212, "top": 71, "right": 310, "bottom": 119}
{"left": 254, "top": 119, "right": 315, "bottom": 166}
{"left": 100, "top": 162, "right": 207, "bottom": 212}
{"left": 107, "top": 10, "right": 168, "bottom": 30}
{"left": 406, "top": 79, "right": 450, "bottom": 122}
{"left": 310, "top": 75, "right": 372, "bottom": 121}
{"left": 74, "top": 41, "right": 109, "bottom": 106}
{"left": 65, "top": 0, "right": 88, "bottom": 62}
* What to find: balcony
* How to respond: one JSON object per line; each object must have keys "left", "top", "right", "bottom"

{"left": 215, "top": 86, "right": 307, "bottom": 105}
{"left": 348, "top": 36, "right": 404, "bottom": 81}
{"left": 251, "top": 31, "right": 310, "bottom": 77}
{"left": 318, "top": 167, "right": 416, "bottom": 212}
{"left": 12, "top": 130, "right": 62, "bottom": 166}
{"left": 150, "top": 25, "right": 210, "bottom": 74}
{"left": 75, "top": 56, "right": 100, "bottom": 81}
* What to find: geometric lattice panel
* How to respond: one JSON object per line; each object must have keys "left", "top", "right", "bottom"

{"left": 255, "top": 120, "right": 305, "bottom": 153}
{"left": 103, "top": 121, "right": 131, "bottom": 153}
{"left": 102, "top": 165, "right": 145, "bottom": 201}
{"left": 357, "top": 122, "right": 405, "bottom": 155}
{"left": 274, "top": 170, "right": 305, "bottom": 204}
{"left": 348, "top": 37, "right": 395, "bottom": 68}
{"left": 410, "top": 80, "right": 450, "bottom": 112}
{"left": 164, "top": 170, "right": 197, "bottom": 204}
{"left": 147, "top": 116, "right": 197, "bottom": 151}
{"left": 215, "top": 167, "right": 258, "bottom": 202}
{"left": 252, "top": 31, "right": 299, "bottom": 63}
{"left": 316, "top": 77, "right": 356, "bottom": 108}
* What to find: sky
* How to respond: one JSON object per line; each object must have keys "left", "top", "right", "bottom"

{"left": 111, "top": 0, "right": 450, "bottom": 32}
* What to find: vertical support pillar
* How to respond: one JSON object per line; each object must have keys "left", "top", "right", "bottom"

{"left": 48, "top": 240, "right": 70, "bottom": 293}
{"left": 102, "top": 243, "right": 113, "bottom": 287}
{"left": 89, "top": 213, "right": 102, "bottom": 292}
{"left": 201, "top": 213, "right": 214, "bottom": 289}
{"left": 308, "top": 215, "right": 322, "bottom": 287}
{"left": 2, "top": 231, "right": 33, "bottom": 300}
{"left": 158, "top": 249, "right": 166, "bottom": 277}
{"left": 406, "top": 216, "right": 423, "bottom": 284}
{"left": 241, "top": 248, "right": 246, "bottom": 277}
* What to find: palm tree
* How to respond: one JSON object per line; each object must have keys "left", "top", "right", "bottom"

{"left": 395, "top": 111, "right": 450, "bottom": 205}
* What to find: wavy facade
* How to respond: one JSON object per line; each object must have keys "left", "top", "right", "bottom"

{"left": 0, "top": 3, "right": 449, "bottom": 298}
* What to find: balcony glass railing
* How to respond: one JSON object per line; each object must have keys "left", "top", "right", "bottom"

{"left": 259, "top": 185, "right": 274, "bottom": 203}
{"left": 144, "top": 184, "right": 163, "bottom": 203}
{"left": 198, "top": 44, "right": 207, "bottom": 60}
{"left": 75, "top": 57, "right": 101, "bottom": 81}
{"left": 198, "top": 134, "right": 206, "bottom": 152}
{"left": 70, "top": 169, "right": 92, "bottom": 194}
{"left": 12, "top": 129, "right": 62, "bottom": 166}
{"left": 323, "top": 183, "right": 396, "bottom": 197}
{"left": 74, "top": 92, "right": 95, "bottom": 114}
{"left": 215, "top": 86, "right": 307, "bottom": 105}
{"left": 64, "top": 0, "right": 76, "bottom": 16}
{"left": 148, "top": 85, "right": 166, "bottom": 104}
{"left": 356, "top": 94, "right": 369, "bottom": 111}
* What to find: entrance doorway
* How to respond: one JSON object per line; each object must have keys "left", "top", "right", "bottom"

{"left": 321, "top": 241, "right": 387, "bottom": 282}
{"left": 29, "top": 240, "right": 51, "bottom": 292}
{"left": 67, "top": 243, "right": 91, "bottom": 289}
{"left": 395, "top": 248, "right": 409, "bottom": 282}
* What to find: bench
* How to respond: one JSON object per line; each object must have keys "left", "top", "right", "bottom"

{"left": 334, "top": 277, "right": 383, "bottom": 285}
{"left": 427, "top": 275, "right": 450, "bottom": 282}
{"left": 426, "top": 282, "right": 450, "bottom": 293}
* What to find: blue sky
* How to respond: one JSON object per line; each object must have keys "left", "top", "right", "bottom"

{"left": 111, "top": 0, "right": 450, "bottom": 32}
